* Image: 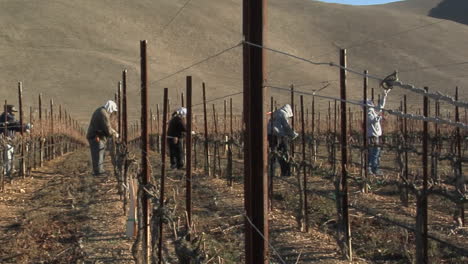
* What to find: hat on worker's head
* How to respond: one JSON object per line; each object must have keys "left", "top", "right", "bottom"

{"left": 6, "top": 105, "right": 18, "bottom": 112}
{"left": 175, "top": 107, "right": 187, "bottom": 117}
{"left": 103, "top": 100, "right": 118, "bottom": 114}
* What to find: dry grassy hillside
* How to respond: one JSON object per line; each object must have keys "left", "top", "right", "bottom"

{"left": 0, "top": 0, "right": 466, "bottom": 123}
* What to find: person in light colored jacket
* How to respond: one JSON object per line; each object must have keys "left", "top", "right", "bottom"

{"left": 0, "top": 105, "right": 31, "bottom": 177}
{"left": 86, "top": 100, "right": 118, "bottom": 176}
{"left": 365, "top": 89, "right": 390, "bottom": 175}
{"left": 268, "top": 104, "right": 298, "bottom": 176}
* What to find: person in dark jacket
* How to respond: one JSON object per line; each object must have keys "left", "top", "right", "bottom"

{"left": 267, "top": 104, "right": 298, "bottom": 176}
{"left": 0, "top": 105, "right": 31, "bottom": 176}
{"left": 86, "top": 100, "right": 118, "bottom": 176}
{"left": 167, "top": 107, "right": 187, "bottom": 169}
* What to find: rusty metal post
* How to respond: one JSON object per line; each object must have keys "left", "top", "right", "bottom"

{"left": 340, "top": 49, "right": 352, "bottom": 261}
{"left": 158, "top": 88, "right": 169, "bottom": 264}
{"left": 362, "top": 70, "right": 369, "bottom": 193}
{"left": 455, "top": 87, "right": 464, "bottom": 226}
{"left": 18, "top": 82, "right": 25, "bottom": 177}
{"left": 118, "top": 81, "right": 122, "bottom": 136}
{"left": 416, "top": 87, "right": 429, "bottom": 264}
{"left": 212, "top": 104, "right": 218, "bottom": 135}
{"left": 156, "top": 104, "right": 160, "bottom": 153}
{"left": 140, "top": 40, "right": 150, "bottom": 264}
{"left": 1, "top": 101, "right": 6, "bottom": 189}
{"left": 212, "top": 104, "right": 218, "bottom": 177}
{"left": 300, "top": 95, "right": 308, "bottom": 232}
{"left": 312, "top": 96, "right": 316, "bottom": 163}
{"left": 30, "top": 106, "right": 36, "bottom": 170}
{"left": 39, "top": 94, "right": 43, "bottom": 167}
{"left": 186, "top": 76, "right": 193, "bottom": 232}
{"left": 224, "top": 100, "right": 227, "bottom": 137}
{"left": 123, "top": 70, "right": 128, "bottom": 145}
{"left": 59, "top": 104, "right": 63, "bottom": 156}
{"left": 202, "top": 83, "right": 210, "bottom": 176}
{"left": 403, "top": 95, "right": 409, "bottom": 206}
{"left": 50, "top": 99, "right": 54, "bottom": 160}
{"left": 181, "top": 92, "right": 184, "bottom": 108}
{"left": 290, "top": 84, "right": 295, "bottom": 163}
{"left": 243, "top": 0, "right": 269, "bottom": 262}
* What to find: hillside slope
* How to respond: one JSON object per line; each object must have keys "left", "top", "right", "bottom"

{"left": 0, "top": 0, "right": 466, "bottom": 122}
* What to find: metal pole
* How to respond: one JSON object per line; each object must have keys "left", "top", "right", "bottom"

{"left": 39, "top": 94, "right": 43, "bottom": 167}
{"left": 290, "top": 84, "right": 295, "bottom": 161}
{"left": 312, "top": 96, "right": 315, "bottom": 162}
{"left": 230, "top": 98, "right": 233, "bottom": 136}
{"left": 212, "top": 104, "right": 218, "bottom": 135}
{"left": 50, "top": 99, "right": 54, "bottom": 160}
{"left": 123, "top": 70, "right": 128, "bottom": 145}
{"left": 455, "top": 87, "right": 464, "bottom": 226}
{"left": 404, "top": 95, "right": 409, "bottom": 207}
{"left": 140, "top": 40, "right": 150, "bottom": 263}
{"left": 18, "top": 82, "right": 25, "bottom": 177}
{"left": 118, "top": 81, "right": 122, "bottom": 136}
{"left": 363, "top": 70, "right": 369, "bottom": 193}
{"left": 156, "top": 104, "right": 160, "bottom": 153}
{"left": 224, "top": 100, "right": 227, "bottom": 136}
{"left": 202, "top": 83, "right": 210, "bottom": 176}
{"left": 244, "top": 0, "right": 269, "bottom": 262}
{"left": 186, "top": 76, "right": 193, "bottom": 232}
{"left": 300, "top": 95, "right": 308, "bottom": 232}
{"left": 158, "top": 88, "right": 168, "bottom": 264}
{"left": 340, "top": 49, "right": 352, "bottom": 261}
{"left": 417, "top": 87, "right": 429, "bottom": 264}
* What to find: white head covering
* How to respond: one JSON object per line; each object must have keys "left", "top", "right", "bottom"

{"left": 104, "top": 100, "right": 118, "bottom": 114}
{"left": 175, "top": 107, "right": 187, "bottom": 117}
{"left": 279, "top": 104, "right": 293, "bottom": 118}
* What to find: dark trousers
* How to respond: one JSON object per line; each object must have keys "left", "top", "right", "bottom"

{"left": 168, "top": 138, "right": 184, "bottom": 169}
{"left": 268, "top": 135, "right": 291, "bottom": 176}
{"left": 88, "top": 138, "right": 106, "bottom": 175}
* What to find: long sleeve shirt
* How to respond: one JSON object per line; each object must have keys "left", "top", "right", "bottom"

{"left": 367, "top": 94, "right": 388, "bottom": 137}
{"left": 86, "top": 107, "right": 116, "bottom": 141}
{"left": 167, "top": 115, "right": 187, "bottom": 138}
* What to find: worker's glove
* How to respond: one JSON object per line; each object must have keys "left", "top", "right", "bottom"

{"left": 114, "top": 133, "right": 120, "bottom": 139}
{"left": 25, "top": 129, "right": 31, "bottom": 134}
{"left": 191, "top": 131, "right": 196, "bottom": 135}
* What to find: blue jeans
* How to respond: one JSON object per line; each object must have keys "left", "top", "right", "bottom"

{"left": 368, "top": 137, "right": 381, "bottom": 174}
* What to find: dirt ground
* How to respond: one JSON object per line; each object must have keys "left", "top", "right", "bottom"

{"left": 0, "top": 150, "right": 133, "bottom": 263}
{"left": 0, "top": 148, "right": 363, "bottom": 263}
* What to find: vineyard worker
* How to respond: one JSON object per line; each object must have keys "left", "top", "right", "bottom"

{"left": 267, "top": 104, "right": 298, "bottom": 176}
{"left": 167, "top": 107, "right": 187, "bottom": 169}
{"left": 365, "top": 89, "right": 390, "bottom": 175}
{"left": 0, "top": 105, "right": 31, "bottom": 176}
{"left": 86, "top": 100, "right": 119, "bottom": 176}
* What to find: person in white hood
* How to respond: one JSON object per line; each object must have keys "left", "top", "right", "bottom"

{"left": 365, "top": 89, "right": 390, "bottom": 175}
{"left": 267, "top": 104, "right": 298, "bottom": 176}
{"left": 86, "top": 100, "right": 119, "bottom": 176}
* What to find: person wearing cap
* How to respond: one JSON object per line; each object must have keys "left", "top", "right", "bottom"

{"left": 267, "top": 104, "right": 298, "bottom": 177}
{"left": 365, "top": 89, "right": 390, "bottom": 175}
{"left": 0, "top": 104, "right": 31, "bottom": 176}
{"left": 86, "top": 100, "right": 119, "bottom": 176}
{"left": 167, "top": 107, "right": 187, "bottom": 169}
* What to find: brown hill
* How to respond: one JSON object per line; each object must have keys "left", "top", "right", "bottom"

{"left": 0, "top": 0, "right": 466, "bottom": 123}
